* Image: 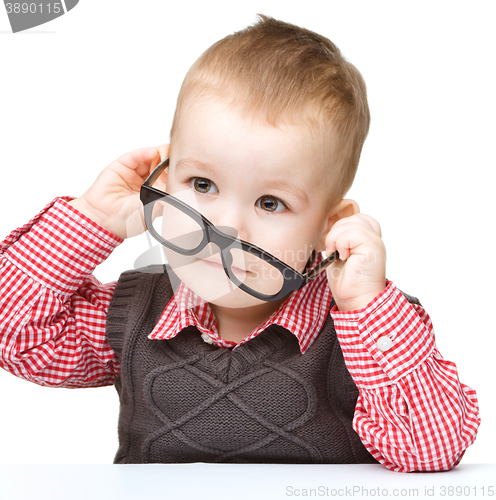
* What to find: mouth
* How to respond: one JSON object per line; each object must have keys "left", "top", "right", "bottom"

{"left": 197, "top": 257, "right": 248, "bottom": 274}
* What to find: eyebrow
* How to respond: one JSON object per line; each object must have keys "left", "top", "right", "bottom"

{"left": 175, "top": 158, "right": 217, "bottom": 175}
{"left": 261, "top": 179, "right": 309, "bottom": 205}
{"left": 175, "top": 158, "right": 309, "bottom": 205}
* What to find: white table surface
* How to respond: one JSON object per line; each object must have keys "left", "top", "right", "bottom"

{"left": 0, "top": 463, "right": 494, "bottom": 500}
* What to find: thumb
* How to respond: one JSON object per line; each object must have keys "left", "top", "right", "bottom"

{"left": 157, "top": 144, "right": 170, "bottom": 162}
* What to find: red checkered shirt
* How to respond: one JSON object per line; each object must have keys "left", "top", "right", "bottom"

{"left": 0, "top": 198, "right": 480, "bottom": 472}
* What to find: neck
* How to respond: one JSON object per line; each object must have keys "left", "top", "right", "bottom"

{"left": 209, "top": 298, "right": 287, "bottom": 343}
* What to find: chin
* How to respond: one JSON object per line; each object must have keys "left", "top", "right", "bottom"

{"left": 168, "top": 257, "right": 267, "bottom": 309}
{"left": 207, "top": 289, "right": 267, "bottom": 309}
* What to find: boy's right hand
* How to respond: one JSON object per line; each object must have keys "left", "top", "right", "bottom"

{"left": 70, "top": 145, "right": 169, "bottom": 239}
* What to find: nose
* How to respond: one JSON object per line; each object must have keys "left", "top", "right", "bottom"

{"left": 198, "top": 225, "right": 242, "bottom": 264}
{"left": 217, "top": 226, "right": 239, "bottom": 240}
{"left": 206, "top": 204, "right": 250, "bottom": 243}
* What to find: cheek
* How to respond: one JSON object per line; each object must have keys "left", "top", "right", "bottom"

{"left": 260, "top": 230, "right": 318, "bottom": 273}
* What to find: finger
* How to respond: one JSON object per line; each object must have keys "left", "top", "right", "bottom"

{"left": 157, "top": 143, "right": 170, "bottom": 162}
{"left": 324, "top": 235, "right": 338, "bottom": 258}
{"left": 325, "top": 227, "right": 353, "bottom": 261}
{"left": 114, "top": 147, "right": 164, "bottom": 178}
{"left": 332, "top": 228, "right": 369, "bottom": 261}
{"left": 330, "top": 213, "right": 382, "bottom": 237}
{"left": 326, "top": 221, "right": 378, "bottom": 249}
{"left": 153, "top": 144, "right": 170, "bottom": 191}
{"left": 325, "top": 224, "right": 380, "bottom": 262}
{"left": 356, "top": 213, "right": 382, "bottom": 236}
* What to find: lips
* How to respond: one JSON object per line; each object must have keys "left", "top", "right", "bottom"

{"left": 200, "top": 258, "right": 224, "bottom": 269}
{"left": 197, "top": 257, "right": 248, "bottom": 274}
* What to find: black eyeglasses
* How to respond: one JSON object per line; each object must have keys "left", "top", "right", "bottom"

{"left": 140, "top": 157, "right": 339, "bottom": 302}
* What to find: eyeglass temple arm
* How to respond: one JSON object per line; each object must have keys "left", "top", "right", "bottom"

{"left": 144, "top": 157, "right": 170, "bottom": 187}
{"left": 303, "top": 251, "right": 339, "bottom": 281}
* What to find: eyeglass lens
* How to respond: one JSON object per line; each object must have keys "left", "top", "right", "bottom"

{"left": 149, "top": 195, "right": 286, "bottom": 297}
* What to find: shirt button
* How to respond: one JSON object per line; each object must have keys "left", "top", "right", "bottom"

{"left": 201, "top": 332, "right": 214, "bottom": 345}
{"left": 376, "top": 336, "right": 393, "bottom": 352}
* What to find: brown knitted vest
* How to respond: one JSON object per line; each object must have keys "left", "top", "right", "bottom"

{"left": 106, "top": 265, "right": 377, "bottom": 464}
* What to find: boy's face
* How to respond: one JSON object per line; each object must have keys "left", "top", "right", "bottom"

{"left": 164, "top": 98, "right": 339, "bottom": 309}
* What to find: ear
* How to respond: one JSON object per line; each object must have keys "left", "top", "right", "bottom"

{"left": 315, "top": 199, "right": 359, "bottom": 252}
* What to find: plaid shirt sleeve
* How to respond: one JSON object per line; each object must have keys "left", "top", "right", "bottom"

{"left": 331, "top": 282, "right": 480, "bottom": 472}
{"left": 0, "top": 197, "right": 122, "bottom": 388}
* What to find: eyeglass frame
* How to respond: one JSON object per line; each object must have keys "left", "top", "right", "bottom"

{"left": 140, "top": 157, "right": 339, "bottom": 302}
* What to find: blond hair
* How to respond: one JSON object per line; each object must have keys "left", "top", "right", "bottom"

{"left": 170, "top": 15, "right": 370, "bottom": 204}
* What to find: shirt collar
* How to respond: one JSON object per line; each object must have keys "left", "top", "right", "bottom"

{"left": 148, "top": 254, "right": 333, "bottom": 354}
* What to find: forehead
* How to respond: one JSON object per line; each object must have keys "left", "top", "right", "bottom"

{"left": 170, "top": 98, "right": 334, "bottom": 192}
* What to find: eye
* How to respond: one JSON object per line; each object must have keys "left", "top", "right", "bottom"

{"left": 191, "top": 177, "right": 218, "bottom": 194}
{"left": 257, "top": 195, "right": 286, "bottom": 213}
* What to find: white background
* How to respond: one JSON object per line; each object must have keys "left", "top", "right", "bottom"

{"left": 0, "top": 0, "right": 494, "bottom": 465}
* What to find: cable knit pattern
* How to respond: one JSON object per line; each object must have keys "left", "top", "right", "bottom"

{"left": 106, "top": 265, "right": 377, "bottom": 464}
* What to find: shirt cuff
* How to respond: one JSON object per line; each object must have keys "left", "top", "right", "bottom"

{"left": 1, "top": 197, "right": 123, "bottom": 296}
{"left": 331, "top": 281, "right": 435, "bottom": 388}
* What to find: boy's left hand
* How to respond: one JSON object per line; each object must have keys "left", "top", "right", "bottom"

{"left": 325, "top": 214, "right": 386, "bottom": 311}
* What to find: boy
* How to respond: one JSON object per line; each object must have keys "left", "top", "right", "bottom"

{"left": 0, "top": 15, "right": 479, "bottom": 471}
